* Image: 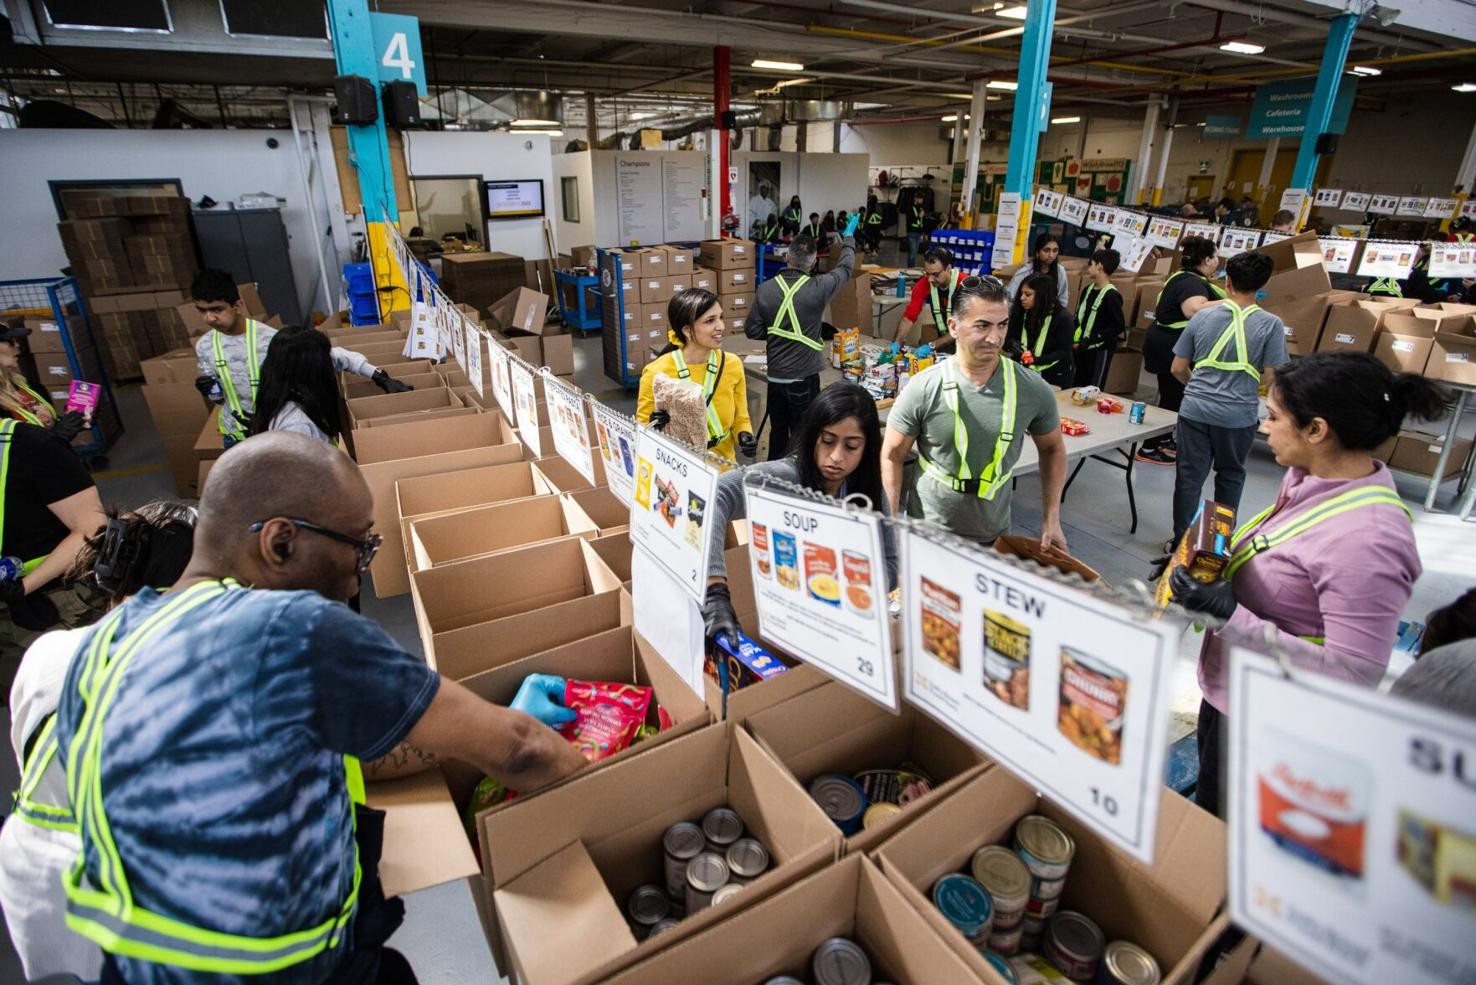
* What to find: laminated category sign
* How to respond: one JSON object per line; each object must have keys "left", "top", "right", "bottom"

{"left": 510, "top": 361, "right": 543, "bottom": 458}
{"left": 1112, "top": 233, "right": 1154, "bottom": 274}
{"left": 900, "top": 529, "right": 1180, "bottom": 862}
{"left": 1342, "top": 191, "right": 1371, "bottom": 212}
{"left": 1219, "top": 227, "right": 1263, "bottom": 258}
{"left": 1356, "top": 241, "right": 1418, "bottom": 279}
{"left": 1462, "top": 198, "right": 1476, "bottom": 219}
{"left": 1033, "top": 188, "right": 1064, "bottom": 218}
{"left": 1145, "top": 215, "right": 1185, "bottom": 250}
{"left": 1227, "top": 647, "right": 1476, "bottom": 985}
{"left": 487, "top": 339, "right": 514, "bottom": 420}
{"left": 1184, "top": 221, "right": 1221, "bottom": 243}
{"left": 463, "top": 319, "right": 484, "bottom": 397}
{"left": 405, "top": 301, "right": 439, "bottom": 361}
{"left": 452, "top": 309, "right": 468, "bottom": 370}
{"left": 1424, "top": 198, "right": 1458, "bottom": 219}
{"left": 628, "top": 426, "right": 720, "bottom": 601}
{"left": 592, "top": 402, "right": 638, "bottom": 505}
{"left": 1279, "top": 188, "right": 1308, "bottom": 220}
{"left": 1367, "top": 194, "right": 1400, "bottom": 215}
{"left": 743, "top": 482, "right": 895, "bottom": 710}
{"left": 1060, "top": 196, "right": 1090, "bottom": 227}
{"left": 1112, "top": 209, "right": 1148, "bottom": 239}
{"left": 542, "top": 371, "right": 596, "bottom": 487}
{"left": 1085, "top": 203, "right": 1118, "bottom": 233}
{"left": 1318, "top": 237, "right": 1361, "bottom": 275}
{"left": 1396, "top": 196, "right": 1429, "bottom": 217}
{"left": 1429, "top": 242, "right": 1476, "bottom": 279}
{"left": 1313, "top": 188, "right": 1344, "bottom": 208}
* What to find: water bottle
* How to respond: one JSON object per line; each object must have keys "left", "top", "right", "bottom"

{"left": 896, "top": 273, "right": 907, "bottom": 298}
{"left": 208, "top": 380, "right": 224, "bottom": 403}
{"left": 0, "top": 557, "right": 24, "bottom": 582}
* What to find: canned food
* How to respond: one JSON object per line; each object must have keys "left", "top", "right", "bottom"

{"left": 1097, "top": 941, "right": 1161, "bottom": 985}
{"left": 647, "top": 918, "right": 681, "bottom": 939}
{"left": 726, "top": 837, "right": 770, "bottom": 883}
{"left": 1015, "top": 815, "right": 1076, "bottom": 883}
{"left": 804, "top": 542, "right": 841, "bottom": 608}
{"left": 1129, "top": 401, "right": 1146, "bottom": 424}
{"left": 842, "top": 549, "right": 875, "bottom": 615}
{"left": 711, "top": 882, "right": 746, "bottom": 906}
{"left": 988, "top": 921, "right": 1025, "bottom": 956}
{"left": 626, "top": 884, "right": 670, "bottom": 932}
{"left": 1044, "top": 910, "right": 1105, "bottom": 982}
{"left": 809, "top": 773, "right": 868, "bottom": 835}
{"left": 1025, "top": 893, "right": 1061, "bottom": 920}
{"left": 762, "top": 979, "right": 806, "bottom": 985}
{"left": 702, "top": 807, "right": 745, "bottom": 849}
{"left": 854, "top": 767, "right": 933, "bottom": 806}
{"left": 919, "top": 576, "right": 963, "bottom": 670}
{"left": 1058, "top": 647, "right": 1128, "bottom": 765}
{"left": 664, "top": 821, "right": 706, "bottom": 904}
{"left": 1019, "top": 915, "right": 1047, "bottom": 951}
{"left": 932, "top": 873, "right": 994, "bottom": 945}
{"left": 753, "top": 522, "right": 773, "bottom": 580}
{"left": 862, "top": 802, "right": 902, "bottom": 830}
{"left": 971, "top": 845, "right": 1031, "bottom": 930}
{"left": 813, "top": 936, "right": 872, "bottom": 985}
{"left": 980, "top": 949, "right": 1019, "bottom": 984}
{"left": 984, "top": 609, "right": 1032, "bottom": 710}
{"left": 685, "top": 851, "right": 730, "bottom": 911}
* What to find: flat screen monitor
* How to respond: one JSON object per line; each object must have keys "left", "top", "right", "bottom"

{"left": 485, "top": 180, "right": 545, "bottom": 220}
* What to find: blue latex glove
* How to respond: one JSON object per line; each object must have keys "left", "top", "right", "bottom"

{"left": 510, "top": 673, "right": 578, "bottom": 729}
{"left": 890, "top": 342, "right": 900, "bottom": 354}
{"left": 842, "top": 213, "right": 860, "bottom": 238}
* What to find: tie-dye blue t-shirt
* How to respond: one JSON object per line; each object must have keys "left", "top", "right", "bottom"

{"left": 55, "top": 584, "right": 439, "bottom": 985}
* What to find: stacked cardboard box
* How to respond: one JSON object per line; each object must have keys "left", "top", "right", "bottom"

{"left": 700, "top": 239, "right": 756, "bottom": 337}
{"left": 439, "top": 252, "right": 526, "bottom": 314}
{"left": 59, "top": 193, "right": 197, "bottom": 295}
{"left": 139, "top": 349, "right": 211, "bottom": 496}
{"left": 482, "top": 286, "right": 574, "bottom": 379}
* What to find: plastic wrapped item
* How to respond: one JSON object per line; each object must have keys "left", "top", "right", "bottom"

{"left": 560, "top": 680, "right": 655, "bottom": 762}
{"left": 652, "top": 372, "right": 710, "bottom": 451}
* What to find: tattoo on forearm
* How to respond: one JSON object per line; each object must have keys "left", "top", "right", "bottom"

{"left": 364, "top": 740, "right": 438, "bottom": 779}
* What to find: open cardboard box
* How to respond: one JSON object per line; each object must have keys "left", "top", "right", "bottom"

{"left": 1387, "top": 429, "right": 1474, "bottom": 480}
{"left": 604, "top": 854, "right": 978, "bottom": 985}
{"left": 586, "top": 531, "right": 633, "bottom": 584}
{"left": 563, "top": 486, "right": 630, "bottom": 535}
{"left": 341, "top": 371, "right": 446, "bottom": 401}
{"left": 192, "top": 406, "right": 225, "bottom": 459}
{"left": 488, "top": 286, "right": 552, "bottom": 336}
{"left": 346, "top": 387, "right": 460, "bottom": 429}
{"left": 875, "top": 767, "right": 1230, "bottom": 985}
{"left": 485, "top": 723, "right": 842, "bottom": 984}
{"left": 353, "top": 410, "right": 513, "bottom": 467}
{"left": 531, "top": 454, "right": 607, "bottom": 493}
{"left": 745, "top": 682, "right": 990, "bottom": 853}
{"left": 342, "top": 359, "right": 433, "bottom": 388}
{"left": 1375, "top": 310, "right": 1438, "bottom": 375}
{"left": 434, "top": 586, "right": 631, "bottom": 685}
{"left": 408, "top": 494, "right": 601, "bottom": 574}
{"left": 1428, "top": 314, "right": 1476, "bottom": 386}
{"left": 1317, "top": 301, "right": 1393, "bottom": 355}
{"left": 410, "top": 537, "right": 624, "bottom": 674}
{"left": 396, "top": 457, "right": 559, "bottom": 571}
{"left": 139, "top": 348, "right": 200, "bottom": 385}
{"left": 366, "top": 768, "right": 482, "bottom": 901}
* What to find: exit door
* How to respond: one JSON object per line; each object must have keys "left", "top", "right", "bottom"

{"left": 1187, "top": 175, "right": 1217, "bottom": 204}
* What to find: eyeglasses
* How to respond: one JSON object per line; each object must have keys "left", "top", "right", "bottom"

{"left": 248, "top": 518, "right": 382, "bottom": 574}
{"left": 960, "top": 274, "right": 1005, "bottom": 289}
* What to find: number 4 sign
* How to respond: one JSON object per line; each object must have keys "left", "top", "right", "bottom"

{"left": 369, "top": 13, "right": 427, "bottom": 96}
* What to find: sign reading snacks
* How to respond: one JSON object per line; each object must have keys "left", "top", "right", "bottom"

{"left": 592, "top": 403, "right": 638, "bottom": 505}
{"left": 1227, "top": 647, "right": 1476, "bottom": 985}
{"left": 1146, "top": 215, "right": 1185, "bottom": 250}
{"left": 1356, "top": 241, "right": 1419, "bottom": 280}
{"left": 510, "top": 361, "right": 542, "bottom": 458}
{"left": 743, "top": 481, "right": 896, "bottom": 710}
{"left": 628, "top": 426, "right": 720, "bottom": 602}
{"left": 542, "top": 371, "right": 596, "bottom": 487}
{"left": 900, "top": 529, "right": 1180, "bottom": 862}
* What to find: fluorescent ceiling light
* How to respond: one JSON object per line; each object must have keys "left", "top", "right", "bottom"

{"left": 986, "top": 95, "right": 1004, "bottom": 101}
{"left": 997, "top": 5, "right": 1028, "bottom": 18}
{"left": 1453, "top": 83, "right": 1476, "bottom": 93}
{"left": 513, "top": 129, "right": 564, "bottom": 136}
{"left": 1349, "top": 65, "right": 1382, "bottom": 76}
{"left": 986, "top": 80, "right": 1018, "bottom": 91}
{"left": 943, "top": 92, "right": 975, "bottom": 99}
{"left": 752, "top": 59, "right": 804, "bottom": 71}
{"left": 510, "top": 118, "right": 560, "bottom": 127}
{"left": 630, "top": 112, "right": 653, "bottom": 120}
{"left": 1219, "top": 41, "right": 1265, "bottom": 54}
{"left": 941, "top": 114, "right": 958, "bottom": 122}
{"left": 1051, "top": 115, "right": 1080, "bottom": 124}
{"left": 773, "top": 78, "right": 812, "bottom": 88}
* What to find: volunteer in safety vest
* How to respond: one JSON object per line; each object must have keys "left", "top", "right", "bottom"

{"left": 637, "top": 289, "right": 755, "bottom": 461}
{"left": 1137, "top": 235, "right": 1225, "bottom": 466}
{"left": 1365, "top": 242, "right": 1441, "bottom": 300}
{"left": 863, "top": 198, "right": 885, "bottom": 252}
{"left": 1071, "top": 248, "right": 1126, "bottom": 389}
{"left": 1170, "top": 352, "right": 1446, "bottom": 818}
{"left": 894, "top": 246, "right": 963, "bottom": 348}
{"left": 755, "top": 213, "right": 783, "bottom": 244}
{"left": 0, "top": 419, "right": 106, "bottom": 665}
{"left": 882, "top": 275, "right": 1069, "bottom": 548}
{"left": 906, "top": 203, "right": 928, "bottom": 267}
{"left": 190, "top": 269, "right": 413, "bottom": 448}
{"left": 53, "top": 433, "right": 587, "bottom": 984}
{"left": 1004, "top": 233, "right": 1070, "bottom": 309}
{"left": 806, "top": 212, "right": 827, "bottom": 251}
{"left": 0, "top": 322, "right": 87, "bottom": 441}
{"left": 1006, "top": 273, "right": 1076, "bottom": 389}
{"left": 1166, "top": 250, "right": 1288, "bottom": 544}
{"left": 745, "top": 221, "right": 858, "bottom": 460}
{"left": 782, "top": 195, "right": 804, "bottom": 236}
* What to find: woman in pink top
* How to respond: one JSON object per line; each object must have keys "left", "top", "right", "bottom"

{"left": 1170, "top": 352, "right": 1449, "bottom": 817}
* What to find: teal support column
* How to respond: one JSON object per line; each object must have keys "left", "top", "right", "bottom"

{"left": 1003, "top": 0, "right": 1057, "bottom": 199}
{"left": 1290, "top": 12, "right": 1359, "bottom": 191}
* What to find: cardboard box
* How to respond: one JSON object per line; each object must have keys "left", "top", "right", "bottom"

{"left": 718, "top": 268, "right": 753, "bottom": 294}
{"left": 342, "top": 359, "right": 432, "bottom": 388}
{"left": 604, "top": 854, "right": 977, "bottom": 985}
{"left": 341, "top": 371, "right": 445, "bottom": 401}
{"left": 570, "top": 245, "right": 597, "bottom": 268}
{"left": 634, "top": 302, "right": 668, "bottom": 335}
{"left": 23, "top": 317, "right": 69, "bottom": 354}
{"left": 1387, "top": 430, "right": 1474, "bottom": 480}
{"left": 346, "top": 387, "right": 463, "bottom": 429}
{"left": 484, "top": 724, "right": 842, "bottom": 984}
{"left": 721, "top": 291, "right": 755, "bottom": 315}
{"left": 410, "top": 537, "right": 623, "bottom": 673}
{"left": 1429, "top": 319, "right": 1476, "bottom": 385}
{"left": 607, "top": 249, "right": 639, "bottom": 278}
{"left": 700, "top": 239, "right": 755, "bottom": 271}
{"left": 745, "top": 682, "right": 989, "bottom": 852}
{"left": 141, "top": 382, "right": 209, "bottom": 438}
{"left": 828, "top": 273, "right": 873, "bottom": 335}
{"left": 660, "top": 245, "right": 695, "bottom": 273}
{"left": 438, "top": 586, "right": 629, "bottom": 687}
{"left": 364, "top": 769, "right": 482, "bottom": 902}
{"left": 138, "top": 348, "right": 199, "bottom": 385}
{"left": 395, "top": 458, "right": 557, "bottom": 568}
{"left": 1375, "top": 311, "right": 1437, "bottom": 375}
{"left": 532, "top": 454, "right": 607, "bottom": 494}
{"left": 408, "top": 494, "right": 600, "bottom": 573}
{"left": 1103, "top": 346, "right": 1144, "bottom": 395}
{"left": 488, "top": 287, "right": 552, "bottom": 336}
{"left": 564, "top": 486, "right": 630, "bottom": 535}
{"left": 875, "top": 767, "right": 1230, "bottom": 985}
{"left": 690, "top": 267, "right": 718, "bottom": 293}
{"left": 585, "top": 530, "right": 633, "bottom": 582}
{"left": 1316, "top": 302, "right": 1383, "bottom": 355}
{"left": 160, "top": 433, "right": 200, "bottom": 498}
{"left": 636, "top": 247, "right": 668, "bottom": 279}
{"left": 192, "top": 407, "right": 225, "bottom": 458}
{"left": 637, "top": 276, "right": 668, "bottom": 304}
{"left": 541, "top": 333, "right": 574, "bottom": 376}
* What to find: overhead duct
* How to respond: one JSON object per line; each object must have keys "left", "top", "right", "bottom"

{"left": 757, "top": 99, "right": 849, "bottom": 125}
{"left": 490, "top": 90, "right": 564, "bottom": 127}
{"left": 595, "top": 108, "right": 762, "bottom": 149}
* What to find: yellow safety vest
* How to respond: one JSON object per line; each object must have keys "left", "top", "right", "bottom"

{"left": 1156, "top": 271, "right": 1226, "bottom": 330}
{"left": 1074, "top": 283, "right": 1118, "bottom": 348}
{"left": 211, "top": 319, "right": 263, "bottom": 440}
{"left": 806, "top": 222, "right": 823, "bottom": 239}
{"left": 1367, "top": 277, "right": 1403, "bottom": 298}
{"left": 8, "top": 379, "right": 57, "bottom": 428}
{"left": 917, "top": 358, "right": 1019, "bottom": 500}
{"left": 0, "top": 418, "right": 51, "bottom": 578}
{"left": 1224, "top": 486, "right": 1411, "bottom": 582}
{"left": 929, "top": 269, "right": 961, "bottom": 340}
{"left": 1021, "top": 315, "right": 1059, "bottom": 373}
{"left": 673, "top": 347, "right": 729, "bottom": 447}
{"left": 766, "top": 274, "right": 823, "bottom": 351}
{"left": 61, "top": 579, "right": 365, "bottom": 975}
{"left": 1194, "top": 300, "right": 1262, "bottom": 381}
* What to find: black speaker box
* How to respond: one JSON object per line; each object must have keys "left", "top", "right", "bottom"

{"left": 1315, "top": 132, "right": 1339, "bottom": 155}
{"left": 382, "top": 80, "right": 422, "bottom": 129}
{"left": 332, "top": 75, "right": 376, "bottom": 126}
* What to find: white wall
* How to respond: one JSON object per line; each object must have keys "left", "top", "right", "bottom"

{"left": 401, "top": 131, "right": 555, "bottom": 259}
{"left": 0, "top": 129, "right": 328, "bottom": 315}
{"left": 839, "top": 122, "right": 953, "bottom": 165}
{"left": 550, "top": 149, "right": 597, "bottom": 253}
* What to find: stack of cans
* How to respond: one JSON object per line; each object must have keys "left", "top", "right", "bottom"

{"left": 970, "top": 845, "right": 1031, "bottom": 955}
{"left": 808, "top": 766, "right": 934, "bottom": 837}
{"left": 630, "top": 806, "right": 773, "bottom": 938}
{"left": 1012, "top": 814, "right": 1076, "bottom": 951}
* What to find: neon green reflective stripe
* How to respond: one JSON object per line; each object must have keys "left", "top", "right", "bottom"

{"left": 212, "top": 320, "right": 262, "bottom": 438}
{"left": 1024, "top": 317, "right": 1057, "bottom": 373}
{"left": 1195, "top": 301, "right": 1262, "bottom": 380}
{"left": 867, "top": 213, "right": 882, "bottom": 225}
{"left": 1155, "top": 271, "right": 1223, "bottom": 330}
{"left": 767, "top": 274, "right": 822, "bottom": 351}
{"left": 13, "top": 381, "right": 55, "bottom": 427}
{"left": 673, "top": 348, "right": 728, "bottom": 443}
{"left": 807, "top": 223, "right": 822, "bottom": 238}
{"left": 920, "top": 359, "right": 1017, "bottom": 500}
{"left": 13, "top": 715, "right": 76, "bottom": 832}
{"left": 0, "top": 419, "right": 50, "bottom": 576}
{"left": 1369, "top": 277, "right": 1402, "bottom": 297}
{"left": 1074, "top": 283, "right": 1117, "bottom": 346}
{"left": 929, "top": 268, "right": 961, "bottom": 339}
{"left": 1224, "top": 487, "right": 1411, "bottom": 580}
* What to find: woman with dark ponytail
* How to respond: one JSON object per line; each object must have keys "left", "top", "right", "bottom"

{"left": 1170, "top": 352, "right": 1448, "bottom": 817}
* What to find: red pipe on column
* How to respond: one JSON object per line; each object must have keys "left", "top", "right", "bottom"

{"left": 714, "top": 44, "right": 732, "bottom": 234}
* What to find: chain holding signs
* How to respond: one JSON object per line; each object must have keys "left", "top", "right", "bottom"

{"left": 743, "top": 479, "right": 896, "bottom": 710}
{"left": 510, "top": 361, "right": 543, "bottom": 458}
{"left": 1227, "top": 648, "right": 1476, "bottom": 985}
{"left": 1318, "top": 237, "right": 1362, "bottom": 275}
{"left": 592, "top": 402, "right": 638, "bottom": 505}
{"left": 900, "top": 528, "right": 1180, "bottom": 861}
{"left": 542, "top": 370, "right": 597, "bottom": 487}
{"left": 463, "top": 319, "right": 484, "bottom": 398}
{"left": 629, "top": 427, "right": 720, "bottom": 601}
{"left": 1430, "top": 242, "right": 1476, "bottom": 279}
{"left": 1060, "top": 196, "right": 1090, "bottom": 227}
{"left": 1146, "top": 215, "right": 1185, "bottom": 250}
{"left": 1357, "top": 241, "right": 1419, "bottom": 279}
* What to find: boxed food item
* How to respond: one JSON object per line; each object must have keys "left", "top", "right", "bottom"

{"left": 1375, "top": 311, "right": 1437, "bottom": 375}
{"left": 704, "top": 631, "right": 792, "bottom": 693}
{"left": 718, "top": 268, "right": 752, "bottom": 294}
{"left": 699, "top": 238, "right": 755, "bottom": 271}
{"left": 1387, "top": 430, "right": 1474, "bottom": 480}
{"left": 1154, "top": 500, "right": 1235, "bottom": 610}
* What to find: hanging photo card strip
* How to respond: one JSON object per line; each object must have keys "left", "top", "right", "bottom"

{"left": 900, "top": 527, "right": 1181, "bottom": 862}
{"left": 1145, "top": 215, "right": 1185, "bottom": 250}
{"left": 1227, "top": 647, "right": 1476, "bottom": 985}
{"left": 487, "top": 338, "right": 514, "bottom": 420}
{"left": 1341, "top": 191, "right": 1371, "bottom": 212}
{"left": 463, "top": 319, "right": 484, "bottom": 398}
{"left": 1313, "top": 188, "right": 1343, "bottom": 208}
{"left": 1366, "top": 194, "right": 1399, "bottom": 215}
{"left": 1461, "top": 198, "right": 1476, "bottom": 219}
{"left": 510, "top": 360, "right": 543, "bottom": 458}
{"left": 1085, "top": 202, "right": 1119, "bottom": 233}
{"left": 1423, "top": 197, "right": 1458, "bottom": 219}
{"left": 628, "top": 426, "right": 720, "bottom": 602}
{"left": 1356, "top": 241, "right": 1419, "bottom": 279}
{"left": 1184, "top": 221, "right": 1221, "bottom": 243}
{"left": 1396, "top": 196, "right": 1429, "bottom": 217}
{"left": 1429, "top": 242, "right": 1476, "bottom": 279}
{"left": 592, "top": 402, "right": 638, "bottom": 506}
{"left": 452, "top": 308, "right": 468, "bottom": 369}
{"left": 1113, "top": 233, "right": 1154, "bottom": 274}
{"left": 1218, "top": 227, "right": 1264, "bottom": 258}
{"left": 405, "top": 300, "right": 438, "bottom": 361}
{"left": 1033, "top": 187, "right": 1063, "bottom": 218}
{"left": 1317, "top": 237, "right": 1361, "bottom": 275}
{"left": 1112, "top": 209, "right": 1149, "bottom": 239}
{"left": 541, "top": 370, "right": 597, "bottom": 487}
{"left": 1059, "top": 196, "right": 1090, "bottom": 227}
{"left": 743, "top": 480, "right": 896, "bottom": 711}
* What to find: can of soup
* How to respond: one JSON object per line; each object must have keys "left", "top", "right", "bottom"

{"left": 1129, "top": 402, "right": 1146, "bottom": 424}
{"left": 804, "top": 542, "right": 842, "bottom": 608}
{"left": 932, "top": 873, "right": 994, "bottom": 945}
{"left": 862, "top": 802, "right": 902, "bottom": 830}
{"left": 753, "top": 522, "right": 773, "bottom": 580}
{"left": 988, "top": 921, "right": 1025, "bottom": 956}
{"left": 842, "top": 549, "right": 875, "bottom": 616}
{"left": 983, "top": 609, "right": 1032, "bottom": 710}
{"left": 1015, "top": 815, "right": 1076, "bottom": 884}
{"left": 1097, "top": 941, "right": 1162, "bottom": 985}
{"left": 647, "top": 918, "right": 681, "bottom": 939}
{"left": 685, "top": 851, "right": 730, "bottom": 912}
{"left": 809, "top": 773, "right": 867, "bottom": 835}
{"left": 1044, "top": 910, "right": 1105, "bottom": 982}
{"left": 812, "top": 937, "right": 872, "bottom": 985}
{"left": 1058, "top": 647, "right": 1128, "bottom": 765}
{"left": 626, "top": 885, "right": 670, "bottom": 935}
{"left": 1019, "top": 916, "right": 1047, "bottom": 953}
{"left": 853, "top": 767, "right": 933, "bottom": 806}
{"left": 726, "top": 838, "right": 770, "bottom": 884}
{"left": 711, "top": 882, "right": 746, "bottom": 906}
{"left": 972, "top": 845, "right": 1031, "bottom": 931}
{"left": 702, "top": 807, "right": 745, "bottom": 850}
{"left": 664, "top": 821, "right": 706, "bottom": 906}
{"left": 981, "top": 949, "right": 1019, "bottom": 984}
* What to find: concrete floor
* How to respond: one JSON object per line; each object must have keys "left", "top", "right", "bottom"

{"left": 2, "top": 331, "right": 1473, "bottom": 983}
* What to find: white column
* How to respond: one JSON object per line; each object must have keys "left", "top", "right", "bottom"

{"left": 1457, "top": 118, "right": 1476, "bottom": 193}
{"left": 962, "top": 79, "right": 987, "bottom": 219}
{"left": 1127, "top": 99, "right": 1161, "bottom": 205}
{"left": 1258, "top": 137, "right": 1280, "bottom": 189}
{"left": 951, "top": 104, "right": 968, "bottom": 166}
{"left": 1153, "top": 101, "right": 1178, "bottom": 206}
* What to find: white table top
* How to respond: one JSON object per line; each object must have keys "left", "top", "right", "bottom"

{"left": 1011, "top": 391, "right": 1176, "bottom": 476}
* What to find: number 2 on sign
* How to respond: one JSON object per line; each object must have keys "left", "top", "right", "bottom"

{"left": 1089, "top": 787, "right": 1119, "bottom": 817}
{"left": 382, "top": 32, "right": 416, "bottom": 79}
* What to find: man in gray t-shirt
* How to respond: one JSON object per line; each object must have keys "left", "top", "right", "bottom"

{"left": 1168, "top": 250, "right": 1288, "bottom": 540}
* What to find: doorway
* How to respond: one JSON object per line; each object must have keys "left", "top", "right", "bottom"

{"left": 1227, "top": 147, "right": 1332, "bottom": 224}
{"left": 747, "top": 162, "right": 781, "bottom": 239}
{"left": 1186, "top": 174, "right": 1217, "bottom": 206}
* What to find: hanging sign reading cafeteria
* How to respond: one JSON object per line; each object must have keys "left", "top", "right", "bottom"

{"left": 1184, "top": 221, "right": 1221, "bottom": 243}
{"left": 541, "top": 370, "right": 596, "bottom": 487}
{"left": 592, "top": 402, "right": 638, "bottom": 506}
{"left": 628, "top": 426, "right": 720, "bottom": 602}
{"left": 1356, "top": 241, "right": 1419, "bottom": 280}
{"left": 1145, "top": 215, "right": 1185, "bottom": 250}
{"left": 1111, "top": 233, "right": 1155, "bottom": 274}
{"left": 1033, "top": 188, "right": 1064, "bottom": 219}
{"left": 1341, "top": 191, "right": 1371, "bottom": 212}
{"left": 1313, "top": 188, "right": 1344, "bottom": 208}
{"left": 1318, "top": 237, "right": 1361, "bottom": 275}
{"left": 1085, "top": 203, "right": 1118, "bottom": 233}
{"left": 1429, "top": 242, "right": 1476, "bottom": 280}
{"left": 510, "top": 361, "right": 543, "bottom": 458}
{"left": 743, "top": 481, "right": 896, "bottom": 711}
{"left": 487, "top": 338, "right": 514, "bottom": 420}
{"left": 900, "top": 528, "right": 1180, "bottom": 862}
{"left": 1367, "top": 194, "right": 1400, "bottom": 215}
{"left": 1423, "top": 198, "right": 1458, "bottom": 219}
{"left": 462, "top": 318, "right": 484, "bottom": 398}
{"left": 1396, "top": 196, "right": 1429, "bottom": 217}
{"left": 1059, "top": 196, "right": 1090, "bottom": 227}
{"left": 1226, "top": 646, "right": 1476, "bottom": 985}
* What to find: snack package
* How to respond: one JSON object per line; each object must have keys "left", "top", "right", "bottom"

{"left": 559, "top": 680, "right": 654, "bottom": 762}
{"left": 704, "top": 631, "right": 791, "bottom": 693}
{"left": 66, "top": 380, "right": 102, "bottom": 425}
{"left": 1155, "top": 499, "right": 1236, "bottom": 610}
{"left": 651, "top": 373, "right": 709, "bottom": 451}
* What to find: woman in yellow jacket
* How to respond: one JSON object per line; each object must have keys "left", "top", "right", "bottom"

{"left": 637, "top": 289, "right": 755, "bottom": 461}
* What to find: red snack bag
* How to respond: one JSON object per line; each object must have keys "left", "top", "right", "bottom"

{"left": 560, "top": 680, "right": 654, "bottom": 762}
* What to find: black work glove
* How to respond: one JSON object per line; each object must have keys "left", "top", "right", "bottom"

{"left": 649, "top": 409, "right": 671, "bottom": 432}
{"left": 0, "top": 577, "right": 25, "bottom": 606}
{"left": 373, "top": 369, "right": 413, "bottom": 394}
{"left": 1169, "top": 567, "right": 1237, "bottom": 621}
{"left": 233, "top": 410, "right": 255, "bottom": 435}
{"left": 1148, "top": 554, "right": 1171, "bottom": 583}
{"left": 737, "top": 431, "right": 758, "bottom": 459}
{"left": 194, "top": 375, "right": 220, "bottom": 402}
{"left": 2, "top": 583, "right": 59, "bottom": 631}
{"left": 702, "top": 582, "right": 741, "bottom": 646}
{"left": 51, "top": 411, "right": 86, "bottom": 442}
